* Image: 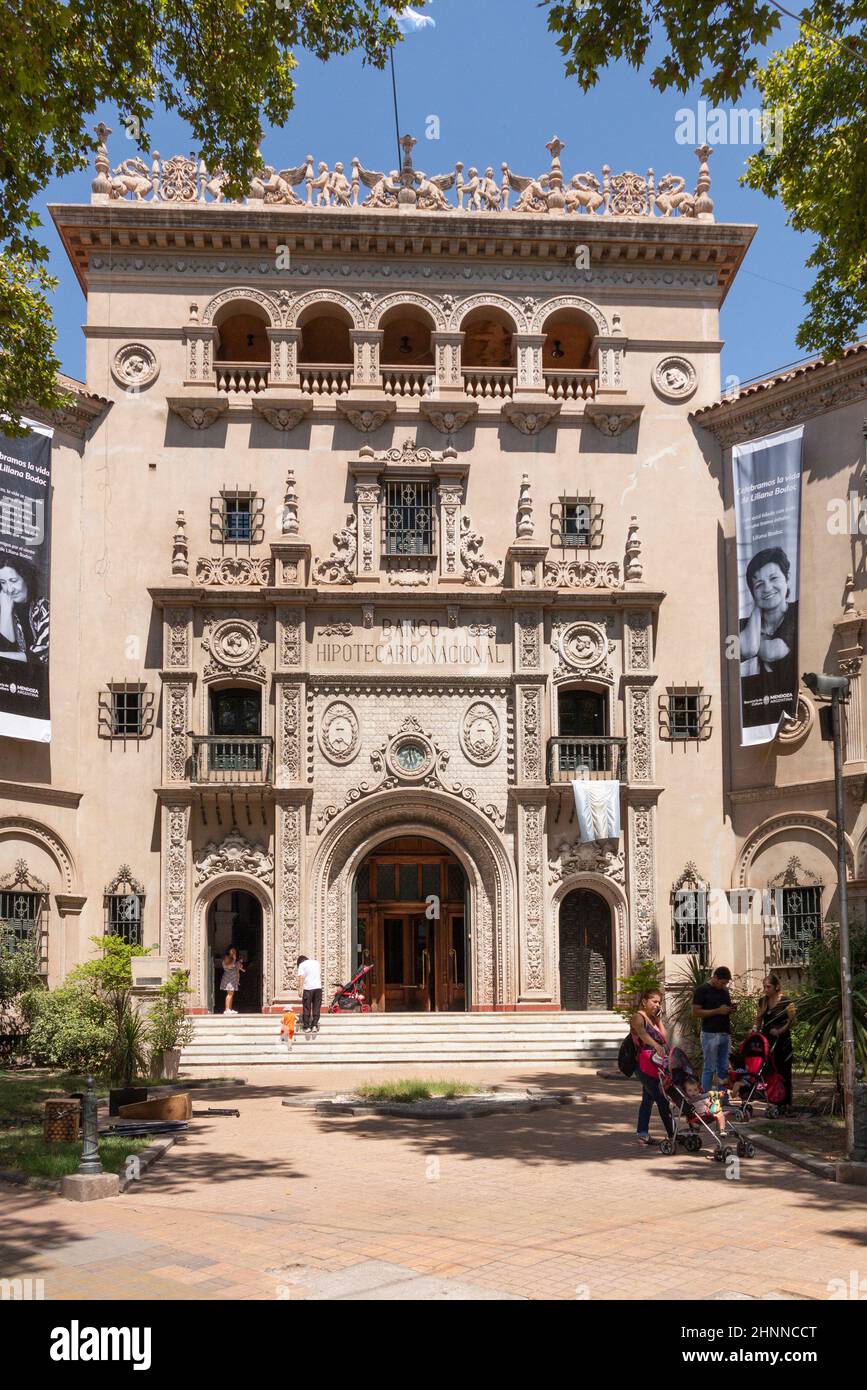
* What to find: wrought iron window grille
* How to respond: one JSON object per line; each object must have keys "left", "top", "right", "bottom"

{"left": 210, "top": 487, "right": 265, "bottom": 549}
{"left": 659, "top": 686, "right": 712, "bottom": 741}
{"left": 773, "top": 885, "right": 824, "bottom": 967}
{"left": 98, "top": 681, "right": 155, "bottom": 746}
{"left": 383, "top": 479, "right": 436, "bottom": 558}
{"left": 551, "top": 495, "right": 603, "bottom": 550}
{"left": 104, "top": 866, "right": 145, "bottom": 948}
{"left": 0, "top": 861, "right": 49, "bottom": 972}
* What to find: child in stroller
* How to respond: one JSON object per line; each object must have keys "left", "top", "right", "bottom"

{"left": 660, "top": 1046, "right": 756, "bottom": 1163}
{"left": 728, "top": 1030, "right": 786, "bottom": 1119}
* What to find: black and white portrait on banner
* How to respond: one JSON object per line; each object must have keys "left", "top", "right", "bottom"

{"left": 0, "top": 420, "right": 52, "bottom": 742}
{"left": 732, "top": 424, "right": 804, "bottom": 747}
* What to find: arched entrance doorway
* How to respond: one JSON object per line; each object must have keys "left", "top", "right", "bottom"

{"left": 207, "top": 889, "right": 263, "bottom": 1013}
{"left": 559, "top": 888, "right": 612, "bottom": 1010}
{"left": 354, "top": 836, "right": 468, "bottom": 1011}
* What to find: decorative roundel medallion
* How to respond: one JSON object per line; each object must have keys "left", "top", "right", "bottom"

{"left": 207, "top": 618, "right": 264, "bottom": 671}
{"left": 112, "top": 343, "right": 159, "bottom": 390}
{"left": 775, "top": 695, "right": 815, "bottom": 749}
{"left": 386, "top": 733, "right": 435, "bottom": 781}
{"left": 460, "top": 701, "right": 501, "bottom": 765}
{"left": 556, "top": 621, "right": 608, "bottom": 674}
{"left": 652, "top": 355, "right": 697, "bottom": 402}
{"left": 318, "top": 700, "right": 360, "bottom": 765}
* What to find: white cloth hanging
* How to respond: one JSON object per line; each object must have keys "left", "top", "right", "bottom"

{"left": 572, "top": 779, "right": 621, "bottom": 843}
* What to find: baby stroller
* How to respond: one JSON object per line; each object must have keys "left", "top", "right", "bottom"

{"left": 728, "top": 1030, "right": 786, "bottom": 1119}
{"left": 659, "top": 1045, "right": 756, "bottom": 1164}
{"left": 328, "top": 961, "right": 374, "bottom": 1013}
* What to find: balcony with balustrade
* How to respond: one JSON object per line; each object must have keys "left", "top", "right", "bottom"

{"left": 191, "top": 735, "right": 273, "bottom": 786}
{"left": 547, "top": 736, "right": 627, "bottom": 784}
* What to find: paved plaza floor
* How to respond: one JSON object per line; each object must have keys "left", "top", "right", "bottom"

{"left": 3, "top": 1066, "right": 866, "bottom": 1301}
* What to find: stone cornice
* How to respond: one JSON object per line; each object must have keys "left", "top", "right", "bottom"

{"left": 51, "top": 202, "right": 754, "bottom": 303}
{"left": 728, "top": 773, "right": 866, "bottom": 804}
{"left": 691, "top": 347, "right": 867, "bottom": 445}
{"left": 22, "top": 375, "right": 109, "bottom": 442}
{"left": 0, "top": 781, "right": 83, "bottom": 808}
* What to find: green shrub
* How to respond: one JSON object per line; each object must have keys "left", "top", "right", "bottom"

{"left": 615, "top": 958, "right": 662, "bottom": 1019}
{"left": 0, "top": 937, "right": 39, "bottom": 1005}
{"left": 107, "top": 1007, "right": 150, "bottom": 1087}
{"left": 20, "top": 980, "right": 112, "bottom": 1072}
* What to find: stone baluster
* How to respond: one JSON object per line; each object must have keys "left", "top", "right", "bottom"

{"left": 693, "top": 145, "right": 714, "bottom": 220}
{"left": 91, "top": 123, "right": 112, "bottom": 201}
{"left": 172, "top": 510, "right": 189, "bottom": 577}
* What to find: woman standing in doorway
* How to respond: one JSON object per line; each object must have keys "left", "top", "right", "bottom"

{"left": 220, "top": 946, "right": 244, "bottom": 1016}
{"left": 757, "top": 974, "right": 797, "bottom": 1108}
{"left": 630, "top": 988, "right": 674, "bottom": 1148}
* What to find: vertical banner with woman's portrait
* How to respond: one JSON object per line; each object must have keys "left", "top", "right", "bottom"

{"left": 733, "top": 424, "right": 804, "bottom": 746}
{"left": 0, "top": 420, "right": 52, "bottom": 742}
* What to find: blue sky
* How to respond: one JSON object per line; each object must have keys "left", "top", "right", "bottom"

{"left": 37, "top": 0, "right": 834, "bottom": 390}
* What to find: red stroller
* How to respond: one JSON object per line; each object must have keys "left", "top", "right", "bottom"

{"left": 728, "top": 1030, "right": 787, "bottom": 1119}
{"left": 328, "top": 961, "right": 374, "bottom": 1013}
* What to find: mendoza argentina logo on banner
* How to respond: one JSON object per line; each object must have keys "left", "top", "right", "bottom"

{"left": 732, "top": 424, "right": 804, "bottom": 747}
{"left": 0, "top": 420, "right": 52, "bottom": 743}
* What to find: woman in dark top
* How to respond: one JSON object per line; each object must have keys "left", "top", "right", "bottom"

{"left": 629, "top": 988, "right": 674, "bottom": 1147}
{"left": 757, "top": 973, "right": 797, "bottom": 1108}
{"left": 0, "top": 555, "right": 49, "bottom": 667}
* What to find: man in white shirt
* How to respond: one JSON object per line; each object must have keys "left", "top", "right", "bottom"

{"left": 297, "top": 954, "right": 323, "bottom": 1037}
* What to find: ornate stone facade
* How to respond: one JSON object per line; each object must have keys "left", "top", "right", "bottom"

{"left": 15, "top": 124, "right": 864, "bottom": 1023}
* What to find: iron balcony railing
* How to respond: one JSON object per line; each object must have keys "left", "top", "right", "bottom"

{"left": 547, "top": 735, "right": 627, "bottom": 783}
{"left": 191, "top": 735, "right": 273, "bottom": 785}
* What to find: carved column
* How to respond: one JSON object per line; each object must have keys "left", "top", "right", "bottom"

{"left": 162, "top": 801, "right": 191, "bottom": 971}
{"left": 593, "top": 334, "right": 627, "bottom": 397}
{"left": 183, "top": 326, "right": 217, "bottom": 386}
{"left": 836, "top": 611, "right": 865, "bottom": 765}
{"left": 431, "top": 331, "right": 465, "bottom": 396}
{"left": 267, "top": 327, "right": 301, "bottom": 387}
{"left": 513, "top": 334, "right": 546, "bottom": 393}
{"left": 350, "top": 330, "right": 383, "bottom": 389}
{"left": 438, "top": 482, "right": 463, "bottom": 579}
{"left": 514, "top": 608, "right": 542, "bottom": 675}
{"left": 161, "top": 607, "right": 194, "bottom": 785}
{"left": 273, "top": 795, "right": 308, "bottom": 1005}
{"left": 623, "top": 609, "right": 660, "bottom": 962}
{"left": 516, "top": 791, "right": 550, "bottom": 1002}
{"left": 354, "top": 481, "right": 381, "bottom": 579}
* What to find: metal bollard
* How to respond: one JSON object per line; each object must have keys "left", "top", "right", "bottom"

{"left": 78, "top": 1075, "right": 103, "bottom": 1175}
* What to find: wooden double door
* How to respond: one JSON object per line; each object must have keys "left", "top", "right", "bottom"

{"left": 356, "top": 837, "right": 468, "bottom": 1011}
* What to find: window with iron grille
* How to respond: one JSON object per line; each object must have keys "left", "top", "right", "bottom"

{"left": 112, "top": 688, "right": 143, "bottom": 736}
{"left": 384, "top": 480, "right": 435, "bottom": 557}
{"left": 660, "top": 687, "right": 712, "bottom": 741}
{"left": 98, "top": 682, "right": 154, "bottom": 743}
{"left": 210, "top": 489, "right": 265, "bottom": 546}
{"left": 777, "top": 886, "right": 823, "bottom": 965}
{"left": 0, "top": 891, "right": 43, "bottom": 950}
{"left": 104, "top": 867, "right": 146, "bottom": 947}
{"left": 551, "top": 496, "right": 602, "bottom": 550}
{"left": 672, "top": 890, "right": 709, "bottom": 963}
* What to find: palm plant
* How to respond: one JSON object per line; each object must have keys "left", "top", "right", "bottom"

{"left": 796, "top": 921, "right": 867, "bottom": 1112}
{"left": 107, "top": 1007, "right": 150, "bottom": 1087}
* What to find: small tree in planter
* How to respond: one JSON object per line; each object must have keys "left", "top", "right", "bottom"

{"left": 74, "top": 935, "right": 153, "bottom": 1109}
{"left": 147, "top": 971, "right": 194, "bottom": 1080}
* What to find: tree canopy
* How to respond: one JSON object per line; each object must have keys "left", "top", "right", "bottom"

{"left": 0, "top": 0, "right": 415, "bottom": 431}
{"left": 544, "top": 0, "right": 867, "bottom": 356}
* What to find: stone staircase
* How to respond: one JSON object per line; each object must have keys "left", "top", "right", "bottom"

{"left": 180, "top": 1010, "right": 625, "bottom": 1067}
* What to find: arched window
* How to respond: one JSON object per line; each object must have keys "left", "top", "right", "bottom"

{"left": 104, "top": 865, "right": 145, "bottom": 947}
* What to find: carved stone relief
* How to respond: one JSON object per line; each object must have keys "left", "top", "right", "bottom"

{"left": 548, "top": 838, "right": 626, "bottom": 885}
{"left": 194, "top": 829, "right": 274, "bottom": 886}
{"left": 318, "top": 699, "right": 360, "bottom": 765}
{"left": 553, "top": 620, "right": 614, "bottom": 681}
{"left": 460, "top": 701, "right": 501, "bottom": 765}
{"left": 164, "top": 804, "right": 190, "bottom": 964}
{"left": 202, "top": 614, "right": 267, "bottom": 681}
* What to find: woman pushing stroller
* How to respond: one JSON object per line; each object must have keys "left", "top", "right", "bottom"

{"left": 629, "top": 988, "right": 675, "bottom": 1148}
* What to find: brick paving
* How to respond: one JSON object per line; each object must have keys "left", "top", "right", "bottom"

{"left": 2, "top": 1065, "right": 866, "bottom": 1301}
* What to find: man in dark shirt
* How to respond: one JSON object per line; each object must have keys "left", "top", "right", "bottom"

{"left": 692, "top": 967, "right": 735, "bottom": 1093}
